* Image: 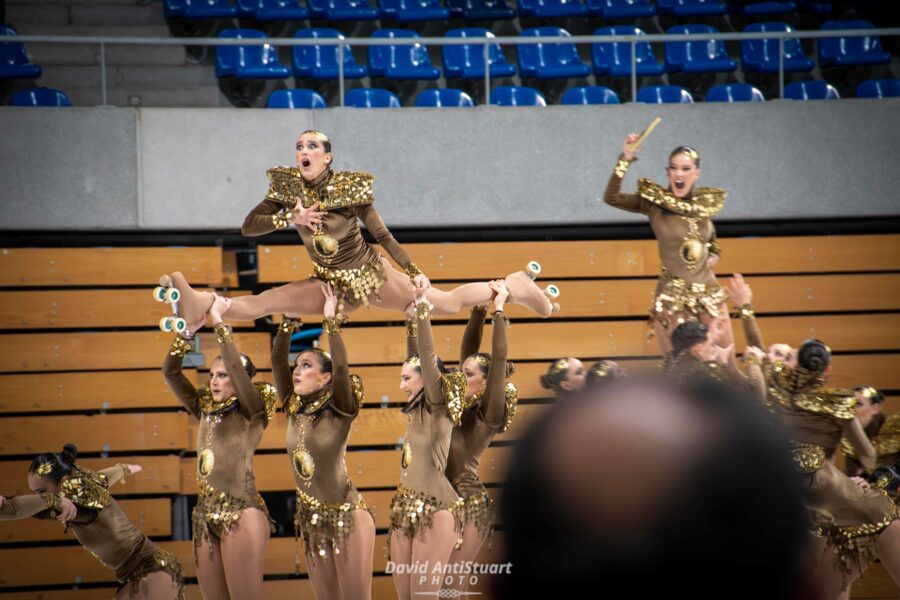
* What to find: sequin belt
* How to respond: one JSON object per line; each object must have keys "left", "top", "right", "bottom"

{"left": 294, "top": 487, "right": 371, "bottom": 561}
{"left": 119, "top": 546, "right": 185, "bottom": 600}
{"left": 651, "top": 268, "right": 726, "bottom": 331}
{"left": 191, "top": 481, "right": 271, "bottom": 558}
{"left": 313, "top": 256, "right": 387, "bottom": 313}
{"left": 461, "top": 488, "right": 494, "bottom": 540}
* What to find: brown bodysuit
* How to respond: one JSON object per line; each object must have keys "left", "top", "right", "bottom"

{"left": 162, "top": 325, "right": 277, "bottom": 556}
{"left": 242, "top": 167, "right": 421, "bottom": 312}
{"left": 272, "top": 317, "right": 370, "bottom": 560}
{"left": 765, "top": 363, "right": 899, "bottom": 575}
{"left": 0, "top": 465, "right": 184, "bottom": 598}
{"left": 389, "top": 302, "right": 465, "bottom": 553}
{"left": 603, "top": 155, "right": 727, "bottom": 332}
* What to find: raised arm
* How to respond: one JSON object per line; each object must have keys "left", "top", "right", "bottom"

{"left": 162, "top": 336, "right": 202, "bottom": 419}
{"left": 0, "top": 493, "right": 66, "bottom": 521}
{"left": 208, "top": 296, "right": 266, "bottom": 421}
{"left": 325, "top": 317, "right": 359, "bottom": 417}
{"left": 843, "top": 418, "right": 878, "bottom": 472}
{"left": 273, "top": 317, "right": 301, "bottom": 405}
{"left": 406, "top": 316, "right": 418, "bottom": 358}
{"left": 459, "top": 305, "right": 487, "bottom": 368}
{"left": 481, "top": 286, "right": 510, "bottom": 428}
{"left": 358, "top": 204, "right": 421, "bottom": 278}
{"left": 415, "top": 299, "right": 444, "bottom": 408}
{"left": 98, "top": 464, "right": 138, "bottom": 488}
{"left": 727, "top": 274, "right": 765, "bottom": 349}
{"left": 602, "top": 134, "right": 652, "bottom": 215}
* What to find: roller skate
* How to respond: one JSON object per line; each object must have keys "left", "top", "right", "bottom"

{"left": 504, "top": 261, "right": 560, "bottom": 318}
{"left": 152, "top": 272, "right": 214, "bottom": 335}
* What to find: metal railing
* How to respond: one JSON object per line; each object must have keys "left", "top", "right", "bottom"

{"left": 3, "top": 27, "right": 899, "bottom": 106}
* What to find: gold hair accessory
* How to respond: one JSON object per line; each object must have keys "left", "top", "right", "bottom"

{"left": 861, "top": 386, "right": 879, "bottom": 399}
{"left": 239, "top": 355, "right": 250, "bottom": 368}
{"left": 474, "top": 355, "right": 491, "bottom": 370}
{"left": 405, "top": 356, "right": 422, "bottom": 368}
{"left": 680, "top": 147, "right": 700, "bottom": 161}
{"left": 35, "top": 462, "right": 53, "bottom": 477}
{"left": 550, "top": 358, "right": 570, "bottom": 377}
{"left": 304, "top": 130, "right": 330, "bottom": 144}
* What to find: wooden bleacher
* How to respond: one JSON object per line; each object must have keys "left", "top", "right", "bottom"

{"left": 1, "top": 235, "right": 898, "bottom": 599}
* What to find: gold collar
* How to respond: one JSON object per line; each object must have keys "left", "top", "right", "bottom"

{"left": 60, "top": 467, "right": 111, "bottom": 510}
{"left": 638, "top": 178, "right": 725, "bottom": 218}
{"left": 265, "top": 167, "right": 374, "bottom": 211}
{"left": 765, "top": 363, "right": 855, "bottom": 420}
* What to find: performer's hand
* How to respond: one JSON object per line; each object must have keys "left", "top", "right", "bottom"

{"left": 57, "top": 497, "right": 77, "bottom": 522}
{"left": 726, "top": 274, "right": 753, "bottom": 307}
{"left": 124, "top": 464, "right": 142, "bottom": 477}
{"left": 0, "top": 496, "right": 5, "bottom": 509}
{"left": 322, "top": 284, "right": 338, "bottom": 320}
{"left": 744, "top": 346, "right": 766, "bottom": 363}
{"left": 850, "top": 476, "right": 871, "bottom": 490}
{"left": 623, "top": 133, "right": 639, "bottom": 161}
{"left": 711, "top": 343, "right": 733, "bottom": 367}
{"left": 208, "top": 295, "right": 231, "bottom": 325}
{"left": 707, "top": 253, "right": 720, "bottom": 269}
{"left": 489, "top": 280, "right": 509, "bottom": 311}
{"left": 292, "top": 201, "right": 326, "bottom": 232}
{"left": 414, "top": 287, "right": 433, "bottom": 311}
{"left": 411, "top": 273, "right": 431, "bottom": 296}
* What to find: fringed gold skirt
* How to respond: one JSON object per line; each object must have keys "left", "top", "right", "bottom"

{"left": 387, "top": 485, "right": 465, "bottom": 559}
{"left": 118, "top": 545, "right": 185, "bottom": 600}
{"left": 294, "top": 487, "right": 372, "bottom": 565}
{"left": 313, "top": 256, "right": 387, "bottom": 313}
{"left": 650, "top": 269, "right": 727, "bottom": 334}
{"left": 192, "top": 481, "right": 272, "bottom": 558}
{"left": 462, "top": 489, "right": 494, "bottom": 541}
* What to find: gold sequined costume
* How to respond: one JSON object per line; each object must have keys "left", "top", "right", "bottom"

{"left": 843, "top": 412, "right": 900, "bottom": 478}
{"left": 0, "top": 465, "right": 185, "bottom": 599}
{"left": 162, "top": 325, "right": 277, "bottom": 557}
{"left": 764, "top": 362, "right": 899, "bottom": 577}
{"left": 272, "top": 317, "right": 372, "bottom": 565}
{"left": 603, "top": 155, "right": 726, "bottom": 333}
{"left": 389, "top": 302, "right": 466, "bottom": 556}
{"left": 242, "top": 167, "right": 421, "bottom": 313}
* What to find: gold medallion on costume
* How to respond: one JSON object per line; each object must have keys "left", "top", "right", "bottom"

{"left": 199, "top": 449, "right": 215, "bottom": 476}
{"left": 293, "top": 448, "right": 315, "bottom": 481}
{"left": 401, "top": 441, "right": 412, "bottom": 469}
{"left": 680, "top": 216, "right": 704, "bottom": 272}
{"left": 312, "top": 230, "right": 339, "bottom": 260}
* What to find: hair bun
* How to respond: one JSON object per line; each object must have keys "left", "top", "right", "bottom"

{"left": 506, "top": 361, "right": 517, "bottom": 378}
{"left": 60, "top": 443, "right": 78, "bottom": 464}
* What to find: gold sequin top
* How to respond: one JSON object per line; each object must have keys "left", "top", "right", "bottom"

{"left": 0, "top": 465, "right": 169, "bottom": 582}
{"left": 603, "top": 155, "right": 722, "bottom": 286}
{"left": 764, "top": 362, "right": 856, "bottom": 457}
{"left": 843, "top": 413, "right": 900, "bottom": 475}
{"left": 162, "top": 326, "right": 275, "bottom": 515}
{"left": 445, "top": 308, "right": 514, "bottom": 499}
{"left": 241, "top": 168, "right": 420, "bottom": 275}
{"left": 273, "top": 318, "right": 365, "bottom": 506}
{"left": 398, "top": 303, "right": 463, "bottom": 509}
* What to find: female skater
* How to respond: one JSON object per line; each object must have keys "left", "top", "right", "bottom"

{"left": 0, "top": 445, "right": 184, "bottom": 599}
{"left": 271, "top": 287, "right": 375, "bottom": 600}
{"left": 540, "top": 357, "right": 588, "bottom": 399}
{"left": 162, "top": 296, "right": 277, "bottom": 599}
{"left": 160, "top": 130, "right": 558, "bottom": 333}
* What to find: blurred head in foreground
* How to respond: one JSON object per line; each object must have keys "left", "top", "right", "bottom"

{"left": 498, "top": 377, "right": 818, "bottom": 599}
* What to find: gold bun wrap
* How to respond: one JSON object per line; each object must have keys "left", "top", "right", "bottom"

{"left": 637, "top": 178, "right": 725, "bottom": 219}
{"left": 550, "top": 358, "right": 570, "bottom": 377}
{"left": 60, "top": 467, "right": 111, "bottom": 510}
{"left": 500, "top": 382, "right": 519, "bottom": 433}
{"left": 35, "top": 462, "right": 53, "bottom": 477}
{"left": 442, "top": 370, "right": 467, "bottom": 426}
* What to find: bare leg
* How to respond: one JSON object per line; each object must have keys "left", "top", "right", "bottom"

{"left": 307, "top": 547, "right": 342, "bottom": 600}
{"left": 196, "top": 536, "right": 230, "bottom": 600}
{"left": 876, "top": 520, "right": 900, "bottom": 585}
{"left": 219, "top": 508, "right": 270, "bottom": 600}
{"left": 806, "top": 536, "right": 868, "bottom": 599}
{"left": 333, "top": 509, "right": 376, "bottom": 600}
{"left": 390, "top": 530, "right": 414, "bottom": 600}
{"left": 115, "top": 570, "right": 181, "bottom": 600}
{"left": 224, "top": 278, "right": 329, "bottom": 321}
{"left": 444, "top": 521, "right": 488, "bottom": 594}
{"left": 409, "top": 511, "right": 459, "bottom": 597}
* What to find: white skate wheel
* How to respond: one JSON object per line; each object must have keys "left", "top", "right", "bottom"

{"left": 545, "top": 284, "right": 560, "bottom": 299}
{"left": 152, "top": 286, "right": 167, "bottom": 302}
{"left": 165, "top": 288, "right": 180, "bottom": 303}
{"left": 173, "top": 318, "right": 187, "bottom": 333}
{"left": 527, "top": 261, "right": 542, "bottom": 276}
{"left": 158, "top": 274, "right": 172, "bottom": 287}
{"left": 159, "top": 317, "right": 173, "bottom": 332}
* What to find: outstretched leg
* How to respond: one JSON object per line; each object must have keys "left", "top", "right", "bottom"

{"left": 224, "top": 278, "right": 329, "bottom": 321}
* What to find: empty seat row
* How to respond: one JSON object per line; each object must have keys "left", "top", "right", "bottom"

{"left": 164, "top": 0, "right": 834, "bottom": 22}
{"left": 213, "top": 20, "right": 893, "bottom": 84}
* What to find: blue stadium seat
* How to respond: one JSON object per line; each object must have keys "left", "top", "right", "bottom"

{"left": 783, "top": 80, "right": 839, "bottom": 100}
{"left": 856, "top": 79, "right": 900, "bottom": 99}
{"left": 562, "top": 86, "right": 620, "bottom": 105}
{"left": 518, "top": 27, "right": 590, "bottom": 80}
{"left": 345, "top": 87, "right": 402, "bottom": 107}
{"left": 379, "top": 0, "right": 450, "bottom": 21}
{"left": 517, "top": 0, "right": 587, "bottom": 18}
{"left": 798, "top": 1, "right": 830, "bottom": 14}
{"left": 0, "top": 26, "right": 42, "bottom": 80}
{"left": 706, "top": 83, "right": 765, "bottom": 102}
{"left": 443, "top": 28, "right": 516, "bottom": 80}
{"left": 12, "top": 88, "right": 72, "bottom": 107}
{"left": 267, "top": 89, "right": 327, "bottom": 108}
{"left": 592, "top": 26, "right": 665, "bottom": 77}
{"left": 184, "top": 0, "right": 239, "bottom": 18}
{"left": 587, "top": 0, "right": 655, "bottom": 18}
{"left": 215, "top": 29, "right": 291, "bottom": 79}
{"left": 447, "top": 0, "right": 515, "bottom": 19}
{"left": 308, "top": 0, "right": 380, "bottom": 20}
{"left": 742, "top": 22, "right": 813, "bottom": 73}
{"left": 657, "top": 0, "right": 726, "bottom": 16}
{"left": 293, "top": 28, "right": 367, "bottom": 79}
{"left": 368, "top": 30, "right": 440, "bottom": 80}
{"left": 237, "top": 0, "right": 310, "bottom": 20}
{"left": 741, "top": 2, "right": 796, "bottom": 15}
{"left": 490, "top": 85, "right": 546, "bottom": 106}
{"left": 637, "top": 85, "right": 693, "bottom": 103}
{"left": 665, "top": 24, "right": 737, "bottom": 74}
{"left": 415, "top": 89, "right": 475, "bottom": 107}
{"left": 820, "top": 20, "right": 891, "bottom": 67}
{"left": 164, "top": 0, "right": 186, "bottom": 17}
